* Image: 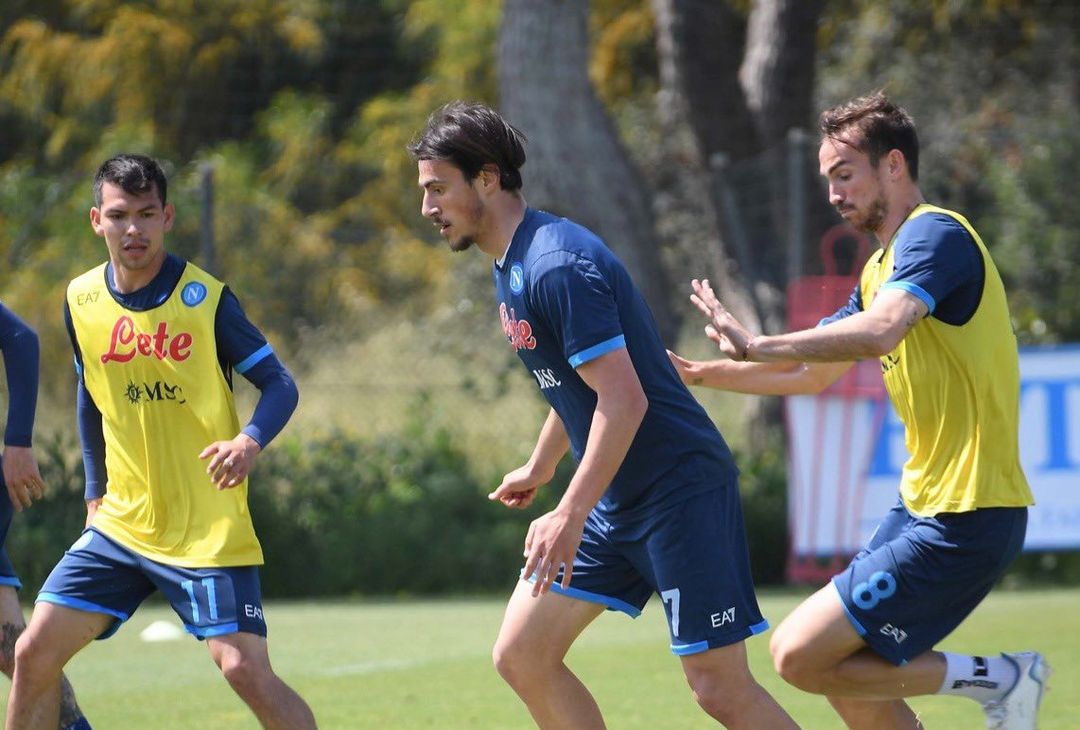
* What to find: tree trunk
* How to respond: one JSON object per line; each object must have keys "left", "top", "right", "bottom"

{"left": 741, "top": 0, "right": 824, "bottom": 146}
{"left": 653, "top": 0, "right": 829, "bottom": 334}
{"left": 498, "top": 0, "right": 679, "bottom": 344}
{"left": 741, "top": 0, "right": 831, "bottom": 301}
{"left": 652, "top": 0, "right": 828, "bottom": 449}
{"left": 652, "top": 0, "right": 761, "bottom": 163}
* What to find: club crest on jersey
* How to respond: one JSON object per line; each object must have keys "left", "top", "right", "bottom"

{"left": 500, "top": 302, "right": 536, "bottom": 351}
{"left": 181, "top": 282, "right": 208, "bottom": 307}
{"left": 100, "top": 316, "right": 193, "bottom": 363}
{"left": 509, "top": 263, "right": 525, "bottom": 294}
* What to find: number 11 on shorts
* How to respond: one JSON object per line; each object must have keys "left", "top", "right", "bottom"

{"left": 661, "top": 588, "right": 681, "bottom": 637}
{"left": 182, "top": 577, "right": 219, "bottom": 623}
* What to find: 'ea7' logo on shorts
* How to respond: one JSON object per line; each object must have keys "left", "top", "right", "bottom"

{"left": 710, "top": 607, "right": 735, "bottom": 628}
{"left": 879, "top": 622, "right": 908, "bottom": 644}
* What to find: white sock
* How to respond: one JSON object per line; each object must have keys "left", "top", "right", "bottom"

{"left": 937, "top": 652, "right": 1018, "bottom": 704}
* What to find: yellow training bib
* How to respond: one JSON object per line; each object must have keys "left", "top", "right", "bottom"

{"left": 860, "top": 205, "right": 1033, "bottom": 515}
{"left": 67, "top": 262, "right": 263, "bottom": 567}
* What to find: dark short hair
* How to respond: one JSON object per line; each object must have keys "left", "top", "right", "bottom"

{"left": 93, "top": 153, "right": 168, "bottom": 207}
{"left": 819, "top": 92, "right": 920, "bottom": 181}
{"left": 407, "top": 101, "right": 527, "bottom": 191}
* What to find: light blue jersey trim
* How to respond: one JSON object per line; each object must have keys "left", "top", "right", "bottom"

{"left": 748, "top": 618, "right": 770, "bottom": 635}
{"left": 831, "top": 580, "right": 867, "bottom": 636}
{"left": 671, "top": 640, "right": 709, "bottom": 656}
{"left": 73, "top": 355, "right": 82, "bottom": 379}
{"left": 185, "top": 621, "right": 240, "bottom": 639}
{"left": 0, "top": 576, "right": 20, "bottom": 589}
{"left": 670, "top": 619, "right": 770, "bottom": 656}
{"left": 36, "top": 592, "right": 130, "bottom": 622}
{"left": 880, "top": 281, "right": 935, "bottom": 314}
{"left": 523, "top": 574, "right": 641, "bottom": 617}
{"left": 568, "top": 335, "right": 625, "bottom": 368}
{"left": 235, "top": 343, "right": 273, "bottom": 374}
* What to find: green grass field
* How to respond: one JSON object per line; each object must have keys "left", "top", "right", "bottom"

{"left": 3, "top": 588, "right": 1074, "bottom": 728}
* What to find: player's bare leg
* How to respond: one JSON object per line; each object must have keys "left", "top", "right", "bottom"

{"left": 770, "top": 585, "right": 945, "bottom": 698}
{"left": 827, "top": 696, "right": 923, "bottom": 730}
{"left": 680, "top": 640, "right": 799, "bottom": 728}
{"left": 6, "top": 602, "right": 110, "bottom": 730}
{"left": 207, "top": 632, "right": 316, "bottom": 730}
{"left": 769, "top": 584, "right": 946, "bottom": 729}
{"left": 492, "top": 579, "right": 607, "bottom": 729}
{"left": 0, "top": 587, "right": 88, "bottom": 730}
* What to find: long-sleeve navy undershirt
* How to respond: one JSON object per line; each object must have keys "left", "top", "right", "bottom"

{"left": 0, "top": 303, "right": 39, "bottom": 447}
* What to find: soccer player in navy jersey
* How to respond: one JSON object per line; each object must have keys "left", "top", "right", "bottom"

{"left": 6, "top": 155, "right": 315, "bottom": 729}
{"left": 670, "top": 93, "right": 1046, "bottom": 730}
{"left": 410, "top": 102, "right": 797, "bottom": 729}
{"left": 0, "top": 304, "right": 91, "bottom": 730}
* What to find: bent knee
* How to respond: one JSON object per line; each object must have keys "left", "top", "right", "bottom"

{"left": 491, "top": 637, "right": 533, "bottom": 687}
{"left": 11, "top": 629, "right": 64, "bottom": 683}
{"left": 219, "top": 654, "right": 273, "bottom": 695}
{"left": 685, "top": 671, "right": 755, "bottom": 725}
{"left": 492, "top": 634, "right": 562, "bottom": 691}
{"left": 769, "top": 636, "right": 826, "bottom": 693}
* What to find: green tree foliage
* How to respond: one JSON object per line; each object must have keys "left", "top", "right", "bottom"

{"left": 817, "top": 0, "right": 1080, "bottom": 342}
{"left": 0, "top": 0, "right": 438, "bottom": 393}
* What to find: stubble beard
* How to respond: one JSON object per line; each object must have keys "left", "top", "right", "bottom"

{"left": 848, "top": 192, "right": 888, "bottom": 235}
{"left": 448, "top": 196, "right": 485, "bottom": 253}
{"left": 448, "top": 234, "right": 475, "bottom": 253}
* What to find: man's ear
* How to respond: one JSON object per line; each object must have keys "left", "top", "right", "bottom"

{"left": 479, "top": 164, "right": 501, "bottom": 191}
{"left": 886, "top": 148, "right": 907, "bottom": 180}
{"left": 89, "top": 207, "right": 104, "bottom": 237}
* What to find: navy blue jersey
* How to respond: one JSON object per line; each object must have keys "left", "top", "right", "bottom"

{"left": 820, "top": 212, "right": 984, "bottom": 327}
{"left": 494, "top": 209, "right": 736, "bottom": 517}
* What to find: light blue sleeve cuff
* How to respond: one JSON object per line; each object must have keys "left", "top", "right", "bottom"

{"left": 880, "top": 281, "right": 935, "bottom": 314}
{"left": 567, "top": 335, "right": 626, "bottom": 368}
{"left": 235, "top": 343, "right": 273, "bottom": 374}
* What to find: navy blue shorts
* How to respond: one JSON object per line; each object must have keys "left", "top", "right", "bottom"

{"left": 0, "top": 477, "right": 19, "bottom": 589}
{"left": 538, "top": 485, "right": 768, "bottom": 656}
{"left": 37, "top": 528, "right": 267, "bottom": 640}
{"left": 832, "top": 498, "right": 1027, "bottom": 665}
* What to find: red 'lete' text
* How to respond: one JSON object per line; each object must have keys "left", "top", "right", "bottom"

{"left": 100, "top": 316, "right": 193, "bottom": 363}
{"left": 500, "top": 303, "right": 536, "bottom": 351}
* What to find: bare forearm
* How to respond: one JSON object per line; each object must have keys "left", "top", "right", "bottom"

{"left": 749, "top": 330, "right": 881, "bottom": 362}
{"left": 685, "top": 359, "right": 804, "bottom": 393}
{"left": 526, "top": 409, "right": 570, "bottom": 480}
{"left": 558, "top": 389, "right": 646, "bottom": 517}
{"left": 748, "top": 305, "right": 915, "bottom": 363}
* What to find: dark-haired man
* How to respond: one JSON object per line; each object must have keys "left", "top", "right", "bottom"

{"left": 410, "top": 101, "right": 798, "bottom": 729}
{"left": 671, "top": 92, "right": 1047, "bottom": 730}
{"left": 6, "top": 154, "right": 316, "bottom": 730}
{"left": 0, "top": 303, "right": 92, "bottom": 730}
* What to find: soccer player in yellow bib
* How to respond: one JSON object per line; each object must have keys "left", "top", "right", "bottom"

{"left": 669, "top": 93, "right": 1047, "bottom": 730}
{"left": 6, "top": 155, "right": 316, "bottom": 729}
